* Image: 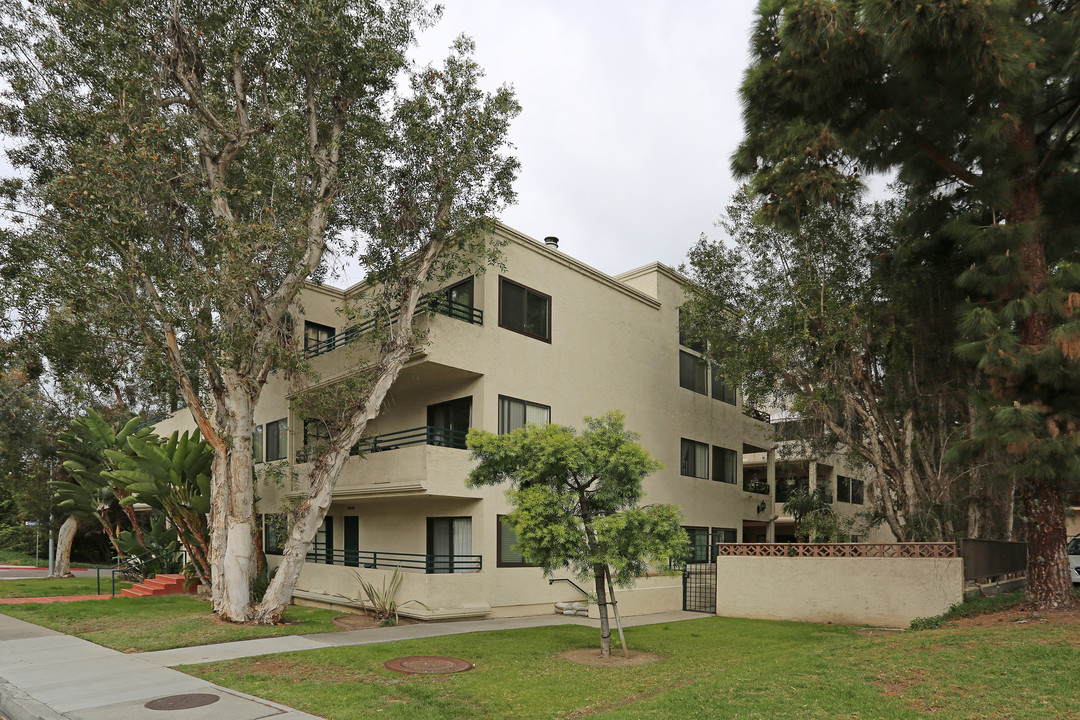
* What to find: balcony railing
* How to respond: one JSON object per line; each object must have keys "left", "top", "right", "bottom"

{"left": 742, "top": 406, "right": 770, "bottom": 423}
{"left": 743, "top": 478, "right": 770, "bottom": 495}
{"left": 354, "top": 425, "right": 469, "bottom": 453}
{"left": 305, "top": 297, "right": 483, "bottom": 359}
{"left": 302, "top": 544, "right": 482, "bottom": 573}
{"left": 296, "top": 425, "right": 469, "bottom": 463}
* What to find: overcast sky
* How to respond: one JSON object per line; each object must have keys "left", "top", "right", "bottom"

{"left": 389, "top": 1, "right": 760, "bottom": 282}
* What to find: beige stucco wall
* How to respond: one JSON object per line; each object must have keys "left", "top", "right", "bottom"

{"left": 585, "top": 574, "right": 683, "bottom": 619}
{"left": 151, "top": 225, "right": 780, "bottom": 617}
{"left": 715, "top": 556, "right": 963, "bottom": 628}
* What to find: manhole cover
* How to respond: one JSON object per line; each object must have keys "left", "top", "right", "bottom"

{"left": 384, "top": 656, "right": 473, "bottom": 674}
{"left": 144, "top": 693, "right": 221, "bottom": 711}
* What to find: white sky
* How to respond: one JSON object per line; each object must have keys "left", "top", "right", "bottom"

{"left": 1, "top": 2, "right": 763, "bottom": 284}
{"left": 397, "top": 1, "right": 760, "bottom": 281}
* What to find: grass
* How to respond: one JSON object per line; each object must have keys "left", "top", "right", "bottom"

{"left": 909, "top": 591, "right": 1026, "bottom": 629}
{"left": 0, "top": 576, "right": 132, "bottom": 598}
{"left": 181, "top": 615, "right": 1079, "bottom": 720}
{"left": 0, "top": 549, "right": 99, "bottom": 568}
{"left": 0, "top": 595, "right": 344, "bottom": 652}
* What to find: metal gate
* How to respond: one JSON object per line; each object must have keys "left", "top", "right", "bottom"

{"left": 681, "top": 562, "right": 716, "bottom": 613}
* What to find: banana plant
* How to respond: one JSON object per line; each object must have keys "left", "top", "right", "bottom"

{"left": 104, "top": 430, "right": 212, "bottom": 585}
{"left": 53, "top": 410, "right": 156, "bottom": 555}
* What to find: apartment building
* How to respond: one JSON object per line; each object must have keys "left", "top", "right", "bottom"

{"left": 743, "top": 416, "right": 895, "bottom": 544}
{"left": 159, "top": 224, "right": 778, "bottom": 618}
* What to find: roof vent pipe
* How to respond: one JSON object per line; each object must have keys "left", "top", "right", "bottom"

{"left": 544, "top": 236, "right": 560, "bottom": 249}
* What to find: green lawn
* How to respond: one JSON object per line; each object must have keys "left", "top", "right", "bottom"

{"left": 0, "top": 595, "right": 343, "bottom": 652}
{"left": 182, "top": 615, "right": 1079, "bottom": 720}
{"left": 0, "top": 549, "right": 99, "bottom": 568}
{"left": 0, "top": 576, "right": 131, "bottom": 598}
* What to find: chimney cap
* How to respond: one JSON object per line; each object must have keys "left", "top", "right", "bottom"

{"left": 544, "top": 236, "right": 559, "bottom": 248}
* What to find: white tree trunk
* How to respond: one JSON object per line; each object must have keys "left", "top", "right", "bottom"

{"left": 209, "top": 385, "right": 258, "bottom": 622}
{"left": 51, "top": 515, "right": 78, "bottom": 578}
{"left": 253, "top": 239, "right": 445, "bottom": 624}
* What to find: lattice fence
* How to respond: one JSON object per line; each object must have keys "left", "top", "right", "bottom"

{"left": 714, "top": 542, "right": 957, "bottom": 559}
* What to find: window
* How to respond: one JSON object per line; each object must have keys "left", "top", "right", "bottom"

{"left": 427, "top": 397, "right": 472, "bottom": 448}
{"left": 265, "top": 418, "right": 288, "bottom": 461}
{"left": 684, "top": 526, "right": 711, "bottom": 563}
{"left": 837, "top": 475, "right": 865, "bottom": 504}
{"left": 304, "top": 321, "right": 335, "bottom": 353}
{"left": 711, "top": 366, "right": 736, "bottom": 404}
{"left": 301, "top": 418, "right": 330, "bottom": 460}
{"left": 499, "top": 277, "right": 551, "bottom": 341}
{"left": 678, "top": 308, "right": 705, "bottom": 352}
{"left": 427, "top": 517, "right": 472, "bottom": 574}
{"left": 679, "top": 351, "right": 708, "bottom": 395}
{"left": 681, "top": 439, "right": 709, "bottom": 479}
{"left": 497, "top": 516, "right": 533, "bottom": 567}
{"left": 713, "top": 446, "right": 737, "bottom": 484}
{"left": 252, "top": 425, "right": 264, "bottom": 464}
{"left": 262, "top": 513, "right": 286, "bottom": 555}
{"left": 433, "top": 278, "right": 475, "bottom": 322}
{"left": 499, "top": 396, "right": 551, "bottom": 434}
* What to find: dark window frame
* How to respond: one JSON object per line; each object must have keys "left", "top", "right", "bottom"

{"left": 265, "top": 418, "right": 288, "bottom": 461}
{"left": 678, "top": 308, "right": 706, "bottom": 352}
{"left": 426, "top": 516, "right": 473, "bottom": 574}
{"left": 303, "top": 321, "right": 335, "bottom": 352}
{"left": 710, "top": 366, "right": 736, "bottom": 404}
{"left": 712, "top": 446, "right": 737, "bottom": 484}
{"left": 680, "top": 438, "right": 709, "bottom": 479}
{"left": 679, "top": 350, "right": 708, "bottom": 395}
{"left": 496, "top": 515, "right": 533, "bottom": 568}
{"left": 434, "top": 277, "right": 476, "bottom": 321}
{"left": 498, "top": 276, "right": 552, "bottom": 342}
{"left": 498, "top": 395, "right": 552, "bottom": 434}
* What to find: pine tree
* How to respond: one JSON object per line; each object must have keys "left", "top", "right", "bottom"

{"left": 735, "top": 0, "right": 1080, "bottom": 608}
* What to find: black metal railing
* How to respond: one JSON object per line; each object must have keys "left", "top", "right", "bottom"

{"left": 305, "top": 297, "right": 483, "bottom": 359}
{"left": 303, "top": 544, "right": 482, "bottom": 573}
{"left": 355, "top": 425, "right": 469, "bottom": 453}
{"left": 296, "top": 425, "right": 469, "bottom": 463}
{"left": 96, "top": 548, "right": 188, "bottom": 598}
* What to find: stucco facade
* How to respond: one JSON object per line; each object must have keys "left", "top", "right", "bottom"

{"left": 157, "top": 224, "right": 780, "bottom": 618}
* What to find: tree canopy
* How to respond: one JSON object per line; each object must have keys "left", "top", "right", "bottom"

{"left": 734, "top": 0, "right": 1080, "bottom": 608}
{"left": 1, "top": 0, "right": 519, "bottom": 622}
{"left": 467, "top": 411, "right": 688, "bottom": 657}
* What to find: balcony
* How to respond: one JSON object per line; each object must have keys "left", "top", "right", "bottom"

{"left": 303, "top": 544, "right": 481, "bottom": 573}
{"left": 355, "top": 425, "right": 468, "bottom": 453}
{"left": 743, "top": 477, "right": 770, "bottom": 496}
{"left": 292, "top": 425, "right": 478, "bottom": 499}
{"left": 305, "top": 297, "right": 483, "bottom": 359}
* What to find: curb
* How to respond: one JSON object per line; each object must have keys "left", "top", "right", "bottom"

{"left": 0, "top": 677, "right": 66, "bottom": 720}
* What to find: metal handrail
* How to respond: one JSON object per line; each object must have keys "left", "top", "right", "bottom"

{"left": 300, "top": 544, "right": 482, "bottom": 573}
{"left": 297, "top": 425, "right": 469, "bottom": 463}
{"left": 305, "top": 297, "right": 483, "bottom": 359}
{"left": 98, "top": 548, "right": 187, "bottom": 598}
{"left": 95, "top": 547, "right": 158, "bottom": 596}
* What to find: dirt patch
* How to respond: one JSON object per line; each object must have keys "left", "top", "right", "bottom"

{"left": 947, "top": 604, "right": 1080, "bottom": 629}
{"left": 332, "top": 613, "right": 419, "bottom": 631}
{"left": 559, "top": 648, "right": 663, "bottom": 668}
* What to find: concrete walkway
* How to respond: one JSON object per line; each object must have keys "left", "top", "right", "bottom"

{"left": 1, "top": 608, "right": 705, "bottom": 719}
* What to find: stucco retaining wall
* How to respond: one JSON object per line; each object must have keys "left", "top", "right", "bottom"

{"left": 715, "top": 556, "right": 963, "bottom": 628}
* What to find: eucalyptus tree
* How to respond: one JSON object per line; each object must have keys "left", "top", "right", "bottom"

{"left": 733, "top": 0, "right": 1080, "bottom": 608}
{"left": 1, "top": 0, "right": 518, "bottom": 622}
{"left": 682, "top": 194, "right": 1007, "bottom": 543}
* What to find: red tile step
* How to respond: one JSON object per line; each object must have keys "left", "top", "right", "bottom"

{"left": 120, "top": 573, "right": 200, "bottom": 598}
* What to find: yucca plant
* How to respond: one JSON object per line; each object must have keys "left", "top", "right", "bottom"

{"left": 351, "top": 567, "right": 427, "bottom": 626}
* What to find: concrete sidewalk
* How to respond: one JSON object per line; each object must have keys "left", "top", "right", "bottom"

{"left": 0, "top": 609, "right": 704, "bottom": 719}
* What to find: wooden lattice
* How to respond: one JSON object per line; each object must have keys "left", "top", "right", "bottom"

{"left": 714, "top": 542, "right": 957, "bottom": 559}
